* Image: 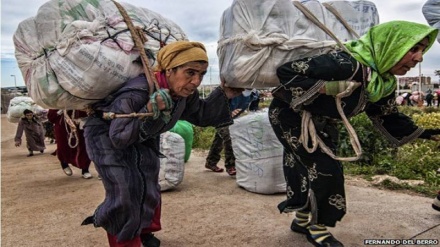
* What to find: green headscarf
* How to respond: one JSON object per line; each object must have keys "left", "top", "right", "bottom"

{"left": 344, "top": 20, "right": 438, "bottom": 102}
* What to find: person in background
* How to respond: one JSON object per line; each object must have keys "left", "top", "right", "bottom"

{"left": 14, "top": 109, "right": 46, "bottom": 157}
{"left": 437, "top": 91, "right": 440, "bottom": 107}
{"left": 47, "top": 109, "right": 92, "bottom": 179}
{"left": 433, "top": 187, "right": 440, "bottom": 212}
{"left": 425, "top": 90, "right": 434, "bottom": 106}
{"left": 403, "top": 92, "right": 413, "bottom": 106}
{"left": 205, "top": 91, "right": 253, "bottom": 176}
{"left": 422, "top": 0, "right": 440, "bottom": 212}
{"left": 248, "top": 89, "right": 260, "bottom": 111}
{"left": 43, "top": 120, "right": 56, "bottom": 144}
{"left": 269, "top": 21, "right": 439, "bottom": 246}
{"left": 82, "top": 41, "right": 243, "bottom": 247}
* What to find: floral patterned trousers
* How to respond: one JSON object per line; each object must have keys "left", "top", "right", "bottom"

{"left": 269, "top": 99, "right": 346, "bottom": 227}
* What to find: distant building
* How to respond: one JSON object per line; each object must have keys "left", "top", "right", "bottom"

{"left": 397, "top": 75, "right": 438, "bottom": 93}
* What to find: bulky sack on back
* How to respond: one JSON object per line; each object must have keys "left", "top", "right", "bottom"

{"left": 218, "top": 0, "right": 379, "bottom": 88}
{"left": 423, "top": 0, "right": 440, "bottom": 43}
{"left": 229, "top": 110, "right": 286, "bottom": 194}
{"left": 14, "top": 0, "right": 187, "bottom": 110}
{"left": 159, "top": 131, "right": 185, "bottom": 192}
{"left": 7, "top": 96, "right": 47, "bottom": 123}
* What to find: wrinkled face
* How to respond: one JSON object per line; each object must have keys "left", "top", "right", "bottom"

{"left": 388, "top": 38, "right": 429, "bottom": 76}
{"left": 25, "top": 113, "right": 33, "bottom": 120}
{"left": 167, "top": 61, "right": 208, "bottom": 98}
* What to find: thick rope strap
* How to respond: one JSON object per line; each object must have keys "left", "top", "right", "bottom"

{"left": 112, "top": 0, "right": 159, "bottom": 96}
{"left": 292, "top": 1, "right": 350, "bottom": 54}
{"left": 149, "top": 89, "right": 173, "bottom": 123}
{"left": 300, "top": 81, "right": 363, "bottom": 162}
{"left": 322, "top": 3, "right": 360, "bottom": 39}
{"left": 63, "top": 110, "right": 79, "bottom": 149}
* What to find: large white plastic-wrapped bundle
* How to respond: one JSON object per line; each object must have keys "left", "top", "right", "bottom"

{"left": 7, "top": 96, "right": 48, "bottom": 123}
{"left": 423, "top": 0, "right": 440, "bottom": 43}
{"left": 14, "top": 0, "right": 187, "bottom": 110}
{"left": 159, "top": 131, "right": 186, "bottom": 192}
{"left": 230, "top": 110, "right": 286, "bottom": 194}
{"left": 218, "top": 0, "right": 379, "bottom": 88}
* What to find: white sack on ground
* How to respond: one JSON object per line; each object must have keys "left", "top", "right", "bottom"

{"left": 218, "top": 0, "right": 379, "bottom": 88}
{"left": 159, "top": 131, "right": 186, "bottom": 192}
{"left": 423, "top": 0, "right": 440, "bottom": 42}
{"left": 14, "top": 0, "right": 187, "bottom": 110}
{"left": 7, "top": 96, "right": 47, "bottom": 123}
{"left": 230, "top": 110, "right": 285, "bottom": 194}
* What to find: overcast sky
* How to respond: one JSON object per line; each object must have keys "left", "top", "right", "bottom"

{"left": 1, "top": 0, "right": 439, "bottom": 88}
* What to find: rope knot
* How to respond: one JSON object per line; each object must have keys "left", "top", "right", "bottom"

{"left": 149, "top": 89, "right": 173, "bottom": 123}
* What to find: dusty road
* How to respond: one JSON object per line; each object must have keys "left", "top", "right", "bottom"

{"left": 1, "top": 114, "right": 439, "bottom": 247}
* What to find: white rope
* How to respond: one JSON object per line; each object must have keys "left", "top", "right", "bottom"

{"left": 300, "top": 81, "right": 362, "bottom": 161}
{"left": 63, "top": 110, "right": 79, "bottom": 149}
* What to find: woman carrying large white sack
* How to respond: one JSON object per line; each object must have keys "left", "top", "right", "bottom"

{"left": 269, "top": 21, "right": 440, "bottom": 247}
{"left": 82, "top": 41, "right": 242, "bottom": 247}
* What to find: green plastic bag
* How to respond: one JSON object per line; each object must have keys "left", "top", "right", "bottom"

{"left": 170, "top": 120, "right": 194, "bottom": 162}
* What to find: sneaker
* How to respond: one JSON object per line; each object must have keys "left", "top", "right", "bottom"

{"left": 63, "top": 167, "right": 73, "bottom": 176}
{"left": 205, "top": 163, "right": 224, "bottom": 173}
{"left": 226, "top": 167, "right": 237, "bottom": 176}
{"left": 82, "top": 172, "right": 93, "bottom": 179}
{"left": 433, "top": 191, "right": 440, "bottom": 212}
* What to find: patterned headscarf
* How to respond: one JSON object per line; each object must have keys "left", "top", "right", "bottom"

{"left": 344, "top": 20, "right": 438, "bottom": 102}
{"left": 155, "top": 41, "right": 208, "bottom": 71}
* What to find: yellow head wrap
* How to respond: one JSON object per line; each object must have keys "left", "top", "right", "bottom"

{"left": 155, "top": 41, "right": 209, "bottom": 71}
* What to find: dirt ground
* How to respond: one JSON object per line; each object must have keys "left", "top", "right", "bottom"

{"left": 1, "top": 114, "right": 439, "bottom": 247}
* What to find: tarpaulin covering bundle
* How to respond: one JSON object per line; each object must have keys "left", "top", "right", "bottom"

{"left": 159, "top": 131, "right": 185, "bottom": 192}
{"left": 14, "top": 0, "right": 187, "bottom": 109}
{"left": 230, "top": 110, "right": 286, "bottom": 194}
{"left": 423, "top": 0, "right": 440, "bottom": 43}
{"left": 218, "top": 0, "right": 379, "bottom": 88}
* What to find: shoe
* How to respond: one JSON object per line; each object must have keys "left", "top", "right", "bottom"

{"left": 27, "top": 153, "right": 34, "bottom": 157}
{"left": 205, "top": 163, "right": 224, "bottom": 173}
{"left": 82, "top": 172, "right": 93, "bottom": 179}
{"left": 290, "top": 220, "right": 309, "bottom": 235}
{"left": 226, "top": 167, "right": 237, "bottom": 176}
{"left": 63, "top": 167, "right": 73, "bottom": 176}
{"left": 141, "top": 233, "right": 160, "bottom": 247}
{"left": 306, "top": 232, "right": 344, "bottom": 247}
{"left": 433, "top": 191, "right": 440, "bottom": 212}
{"left": 40, "top": 150, "right": 44, "bottom": 153}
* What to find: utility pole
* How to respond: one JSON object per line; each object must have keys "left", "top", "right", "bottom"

{"left": 418, "top": 63, "right": 423, "bottom": 107}
{"left": 418, "top": 62, "right": 422, "bottom": 93}
{"left": 10, "top": 74, "right": 17, "bottom": 87}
